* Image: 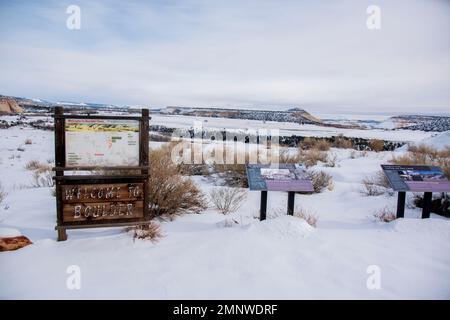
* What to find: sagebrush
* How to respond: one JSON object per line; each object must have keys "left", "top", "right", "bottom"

{"left": 125, "top": 222, "right": 163, "bottom": 242}
{"left": 209, "top": 187, "right": 247, "bottom": 214}
{"left": 360, "top": 171, "right": 390, "bottom": 196}
{"left": 306, "top": 170, "right": 333, "bottom": 193}
{"left": 373, "top": 207, "right": 396, "bottom": 222}
{"left": 0, "top": 182, "right": 6, "bottom": 205}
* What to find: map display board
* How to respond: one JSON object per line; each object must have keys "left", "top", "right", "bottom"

{"left": 381, "top": 165, "right": 450, "bottom": 192}
{"left": 65, "top": 119, "right": 140, "bottom": 167}
{"left": 246, "top": 164, "right": 314, "bottom": 192}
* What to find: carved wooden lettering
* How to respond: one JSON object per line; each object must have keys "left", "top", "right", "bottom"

{"left": 60, "top": 183, "right": 144, "bottom": 222}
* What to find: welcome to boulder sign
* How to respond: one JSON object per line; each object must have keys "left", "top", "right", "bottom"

{"left": 53, "top": 107, "right": 150, "bottom": 241}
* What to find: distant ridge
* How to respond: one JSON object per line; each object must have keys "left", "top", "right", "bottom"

{"left": 161, "top": 106, "right": 323, "bottom": 125}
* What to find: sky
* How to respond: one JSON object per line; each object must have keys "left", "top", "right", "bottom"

{"left": 0, "top": 0, "right": 449, "bottom": 114}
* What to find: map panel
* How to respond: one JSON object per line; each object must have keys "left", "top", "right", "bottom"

{"left": 65, "top": 119, "right": 140, "bottom": 167}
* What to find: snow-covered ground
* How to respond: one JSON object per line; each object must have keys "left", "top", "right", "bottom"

{"left": 3, "top": 113, "right": 438, "bottom": 143}
{"left": 149, "top": 114, "right": 435, "bottom": 142}
{"left": 0, "top": 124, "right": 449, "bottom": 299}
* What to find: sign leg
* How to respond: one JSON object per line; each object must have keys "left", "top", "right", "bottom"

{"left": 57, "top": 229, "right": 67, "bottom": 241}
{"left": 396, "top": 191, "right": 406, "bottom": 218}
{"left": 260, "top": 191, "right": 268, "bottom": 221}
{"left": 287, "top": 191, "right": 295, "bottom": 215}
{"left": 422, "top": 192, "right": 432, "bottom": 219}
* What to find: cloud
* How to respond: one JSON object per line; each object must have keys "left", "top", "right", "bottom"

{"left": 0, "top": 0, "right": 449, "bottom": 114}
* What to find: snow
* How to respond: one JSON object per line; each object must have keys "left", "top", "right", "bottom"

{"left": 1, "top": 122, "right": 450, "bottom": 299}
{"left": 148, "top": 114, "right": 433, "bottom": 142}
{"left": 0, "top": 227, "right": 22, "bottom": 237}
{"left": 250, "top": 215, "right": 315, "bottom": 238}
{"left": 417, "top": 131, "right": 450, "bottom": 150}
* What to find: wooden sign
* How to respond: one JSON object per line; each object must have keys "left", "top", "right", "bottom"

{"left": 53, "top": 107, "right": 150, "bottom": 241}
{"left": 61, "top": 183, "right": 144, "bottom": 223}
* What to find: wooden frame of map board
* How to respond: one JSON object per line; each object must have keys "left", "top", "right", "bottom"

{"left": 53, "top": 107, "right": 150, "bottom": 241}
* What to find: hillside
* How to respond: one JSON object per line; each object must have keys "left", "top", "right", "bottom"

{"left": 162, "top": 106, "right": 323, "bottom": 125}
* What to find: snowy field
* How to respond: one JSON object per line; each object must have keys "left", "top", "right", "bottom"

{"left": 0, "top": 124, "right": 449, "bottom": 299}
{"left": 149, "top": 114, "right": 435, "bottom": 142}
{"left": 2, "top": 113, "right": 438, "bottom": 142}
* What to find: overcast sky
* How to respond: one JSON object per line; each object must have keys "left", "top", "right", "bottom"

{"left": 0, "top": 0, "right": 449, "bottom": 114}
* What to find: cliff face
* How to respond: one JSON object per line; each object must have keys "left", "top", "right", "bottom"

{"left": 0, "top": 98, "right": 23, "bottom": 114}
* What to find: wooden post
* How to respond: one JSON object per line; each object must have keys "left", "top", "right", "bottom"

{"left": 287, "top": 192, "right": 295, "bottom": 215}
{"left": 140, "top": 109, "right": 150, "bottom": 221}
{"left": 422, "top": 192, "right": 432, "bottom": 219}
{"left": 260, "top": 191, "right": 268, "bottom": 221}
{"left": 54, "top": 106, "right": 67, "bottom": 241}
{"left": 396, "top": 191, "right": 406, "bottom": 219}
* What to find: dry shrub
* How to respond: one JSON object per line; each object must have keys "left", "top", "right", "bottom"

{"left": 299, "top": 149, "right": 328, "bottom": 167}
{"left": 373, "top": 207, "right": 396, "bottom": 222}
{"left": 24, "top": 139, "right": 32, "bottom": 145}
{"left": 294, "top": 207, "right": 318, "bottom": 227}
{"left": 369, "top": 139, "right": 385, "bottom": 152}
{"left": 148, "top": 145, "right": 207, "bottom": 218}
{"left": 271, "top": 206, "right": 318, "bottom": 227}
{"left": 361, "top": 178, "right": 385, "bottom": 196}
{"left": 360, "top": 171, "right": 391, "bottom": 196}
{"left": 325, "top": 153, "right": 338, "bottom": 167}
{"left": 31, "top": 166, "right": 54, "bottom": 187}
{"left": 375, "top": 170, "right": 391, "bottom": 188}
{"left": 26, "top": 160, "right": 54, "bottom": 187}
{"left": 209, "top": 187, "right": 247, "bottom": 214}
{"left": 180, "top": 164, "right": 210, "bottom": 176}
{"left": 350, "top": 150, "right": 368, "bottom": 159}
{"left": 0, "top": 182, "right": 6, "bottom": 204}
{"left": 25, "top": 160, "right": 48, "bottom": 171}
{"left": 306, "top": 170, "right": 333, "bottom": 193}
{"left": 278, "top": 149, "right": 302, "bottom": 164}
{"left": 125, "top": 222, "right": 163, "bottom": 242}
{"left": 333, "top": 134, "right": 354, "bottom": 149}
{"left": 213, "top": 163, "right": 248, "bottom": 187}
{"left": 300, "top": 137, "right": 331, "bottom": 151}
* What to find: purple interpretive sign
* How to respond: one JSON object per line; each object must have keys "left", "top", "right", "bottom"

{"left": 246, "top": 164, "right": 314, "bottom": 192}
{"left": 381, "top": 164, "right": 450, "bottom": 192}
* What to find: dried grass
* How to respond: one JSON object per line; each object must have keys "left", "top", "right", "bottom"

{"left": 0, "top": 182, "right": 6, "bottom": 204}
{"left": 125, "top": 222, "right": 163, "bottom": 242}
{"left": 294, "top": 207, "right": 318, "bottom": 227}
{"left": 369, "top": 139, "right": 385, "bottom": 152}
{"left": 333, "top": 134, "right": 354, "bottom": 149}
{"left": 300, "top": 137, "right": 331, "bottom": 151}
{"left": 298, "top": 149, "right": 328, "bottom": 167}
{"left": 209, "top": 187, "right": 247, "bottom": 214}
{"left": 306, "top": 170, "right": 334, "bottom": 193}
{"left": 25, "top": 160, "right": 50, "bottom": 171}
{"left": 373, "top": 206, "right": 396, "bottom": 222}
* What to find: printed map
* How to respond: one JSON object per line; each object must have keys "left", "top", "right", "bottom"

{"left": 65, "top": 119, "right": 140, "bottom": 167}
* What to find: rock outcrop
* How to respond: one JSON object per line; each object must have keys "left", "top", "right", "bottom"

{"left": 0, "top": 236, "right": 32, "bottom": 251}
{"left": 0, "top": 97, "right": 23, "bottom": 114}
